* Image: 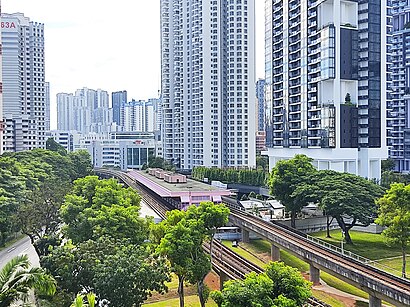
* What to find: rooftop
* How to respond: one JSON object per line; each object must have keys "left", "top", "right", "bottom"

{"left": 134, "top": 170, "right": 222, "bottom": 193}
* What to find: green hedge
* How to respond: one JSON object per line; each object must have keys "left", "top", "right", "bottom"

{"left": 191, "top": 166, "right": 268, "bottom": 187}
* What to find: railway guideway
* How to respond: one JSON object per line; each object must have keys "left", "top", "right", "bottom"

{"left": 95, "top": 169, "right": 409, "bottom": 307}
{"left": 228, "top": 209, "right": 410, "bottom": 307}
{"left": 95, "top": 168, "right": 330, "bottom": 306}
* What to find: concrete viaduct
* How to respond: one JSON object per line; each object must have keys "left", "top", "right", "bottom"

{"left": 229, "top": 209, "right": 410, "bottom": 307}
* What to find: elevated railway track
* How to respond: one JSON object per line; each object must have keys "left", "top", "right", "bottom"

{"left": 96, "top": 168, "right": 409, "bottom": 307}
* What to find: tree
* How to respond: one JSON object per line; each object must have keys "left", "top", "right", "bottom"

{"left": 16, "top": 179, "right": 69, "bottom": 257}
{"left": 186, "top": 202, "right": 230, "bottom": 263}
{"left": 344, "top": 92, "right": 351, "bottom": 104}
{"left": 376, "top": 183, "right": 410, "bottom": 278}
{"left": 60, "top": 176, "right": 146, "bottom": 244}
{"left": 185, "top": 202, "right": 228, "bottom": 306}
{"left": 211, "top": 272, "right": 275, "bottom": 307}
{"left": 93, "top": 244, "right": 170, "bottom": 307}
{"left": 381, "top": 158, "right": 396, "bottom": 173}
{"left": 68, "top": 150, "right": 94, "bottom": 180}
{"left": 153, "top": 203, "right": 228, "bottom": 307}
{"left": 265, "top": 262, "right": 311, "bottom": 305}
{"left": 256, "top": 155, "right": 269, "bottom": 172}
{"left": 0, "top": 255, "right": 56, "bottom": 307}
{"left": 156, "top": 215, "right": 204, "bottom": 307}
{"left": 42, "top": 237, "right": 170, "bottom": 306}
{"left": 211, "top": 262, "right": 311, "bottom": 307}
{"left": 380, "top": 170, "right": 408, "bottom": 189}
{"left": 268, "top": 154, "right": 316, "bottom": 228}
{"left": 46, "top": 137, "right": 67, "bottom": 156}
{"left": 293, "top": 170, "right": 384, "bottom": 244}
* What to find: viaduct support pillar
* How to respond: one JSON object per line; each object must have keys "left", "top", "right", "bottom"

{"left": 242, "top": 229, "right": 250, "bottom": 243}
{"left": 309, "top": 264, "right": 320, "bottom": 285}
{"left": 271, "top": 244, "right": 280, "bottom": 261}
{"left": 369, "top": 295, "right": 381, "bottom": 307}
{"left": 219, "top": 271, "right": 229, "bottom": 290}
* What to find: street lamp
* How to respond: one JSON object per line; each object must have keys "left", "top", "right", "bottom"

{"left": 341, "top": 231, "right": 345, "bottom": 254}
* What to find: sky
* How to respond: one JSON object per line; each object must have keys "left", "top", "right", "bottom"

{"left": 3, "top": 0, "right": 265, "bottom": 129}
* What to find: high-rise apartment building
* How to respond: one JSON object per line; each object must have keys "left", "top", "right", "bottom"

{"left": 264, "top": 0, "right": 389, "bottom": 179}
{"left": 1, "top": 13, "right": 46, "bottom": 151}
{"left": 256, "top": 79, "right": 266, "bottom": 132}
{"left": 0, "top": 2, "right": 3, "bottom": 155}
{"left": 388, "top": 0, "right": 410, "bottom": 172}
{"left": 45, "top": 82, "right": 50, "bottom": 132}
{"left": 112, "top": 90, "right": 127, "bottom": 126}
{"left": 57, "top": 88, "right": 113, "bottom": 134}
{"left": 122, "top": 98, "right": 161, "bottom": 133}
{"left": 161, "top": 0, "right": 256, "bottom": 169}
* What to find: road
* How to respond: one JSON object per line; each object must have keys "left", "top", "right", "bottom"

{"left": 0, "top": 236, "right": 39, "bottom": 269}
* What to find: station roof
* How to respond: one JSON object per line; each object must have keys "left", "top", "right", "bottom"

{"left": 128, "top": 170, "right": 232, "bottom": 204}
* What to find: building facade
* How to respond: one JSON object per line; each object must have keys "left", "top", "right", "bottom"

{"left": 161, "top": 0, "right": 256, "bottom": 169}
{"left": 1, "top": 13, "right": 46, "bottom": 151}
{"left": 121, "top": 98, "right": 161, "bottom": 132}
{"left": 45, "top": 82, "right": 50, "bottom": 132}
{"left": 57, "top": 87, "right": 114, "bottom": 134}
{"left": 0, "top": 2, "right": 3, "bottom": 155}
{"left": 256, "top": 79, "right": 266, "bottom": 132}
{"left": 388, "top": 0, "right": 410, "bottom": 172}
{"left": 112, "top": 90, "right": 127, "bottom": 126}
{"left": 264, "top": 0, "right": 389, "bottom": 179}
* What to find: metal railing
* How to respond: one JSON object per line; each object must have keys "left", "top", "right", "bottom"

{"left": 305, "top": 234, "right": 405, "bottom": 278}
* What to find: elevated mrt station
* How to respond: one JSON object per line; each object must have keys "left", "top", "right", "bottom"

{"left": 128, "top": 169, "right": 232, "bottom": 209}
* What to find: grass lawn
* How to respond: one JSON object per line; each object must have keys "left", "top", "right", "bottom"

{"left": 143, "top": 295, "right": 217, "bottom": 307}
{"left": 312, "top": 290, "right": 346, "bottom": 307}
{"left": 310, "top": 230, "right": 402, "bottom": 260}
{"left": 221, "top": 240, "right": 267, "bottom": 268}
{"left": 310, "top": 230, "right": 408, "bottom": 277}
{"left": 373, "top": 256, "right": 409, "bottom": 277}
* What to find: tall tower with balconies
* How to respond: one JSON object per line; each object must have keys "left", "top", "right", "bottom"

{"left": 161, "top": 0, "right": 256, "bottom": 169}
{"left": 264, "top": 0, "right": 389, "bottom": 179}
{"left": 0, "top": 0, "right": 3, "bottom": 155}
{"left": 1, "top": 12, "right": 46, "bottom": 152}
{"left": 388, "top": 0, "right": 410, "bottom": 172}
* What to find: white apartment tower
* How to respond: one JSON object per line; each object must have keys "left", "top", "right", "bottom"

{"left": 45, "top": 82, "right": 50, "bottom": 132}
{"left": 388, "top": 0, "right": 410, "bottom": 172}
{"left": 57, "top": 88, "right": 112, "bottom": 134}
{"left": 264, "top": 0, "right": 389, "bottom": 180}
{"left": 0, "top": 1, "right": 3, "bottom": 155}
{"left": 1, "top": 13, "right": 46, "bottom": 151}
{"left": 161, "top": 0, "right": 256, "bottom": 169}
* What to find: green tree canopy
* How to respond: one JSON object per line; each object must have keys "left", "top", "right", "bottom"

{"left": 42, "top": 237, "right": 170, "bottom": 307}
{"left": 60, "top": 176, "right": 146, "bottom": 244}
{"left": 16, "top": 178, "right": 69, "bottom": 257}
{"left": 154, "top": 202, "right": 228, "bottom": 307}
{"left": 268, "top": 154, "right": 316, "bottom": 228}
{"left": 211, "top": 261, "right": 311, "bottom": 307}
{"left": 376, "top": 183, "right": 410, "bottom": 278}
{"left": 293, "top": 170, "right": 384, "bottom": 244}
{"left": 46, "top": 137, "right": 67, "bottom": 156}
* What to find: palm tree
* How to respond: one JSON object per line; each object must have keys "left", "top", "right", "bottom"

{"left": 0, "top": 254, "right": 56, "bottom": 307}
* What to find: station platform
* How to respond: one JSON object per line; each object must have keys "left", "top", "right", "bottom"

{"left": 128, "top": 170, "right": 232, "bottom": 209}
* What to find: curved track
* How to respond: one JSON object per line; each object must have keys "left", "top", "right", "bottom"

{"left": 229, "top": 208, "right": 410, "bottom": 294}
{"left": 95, "top": 168, "right": 344, "bottom": 306}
